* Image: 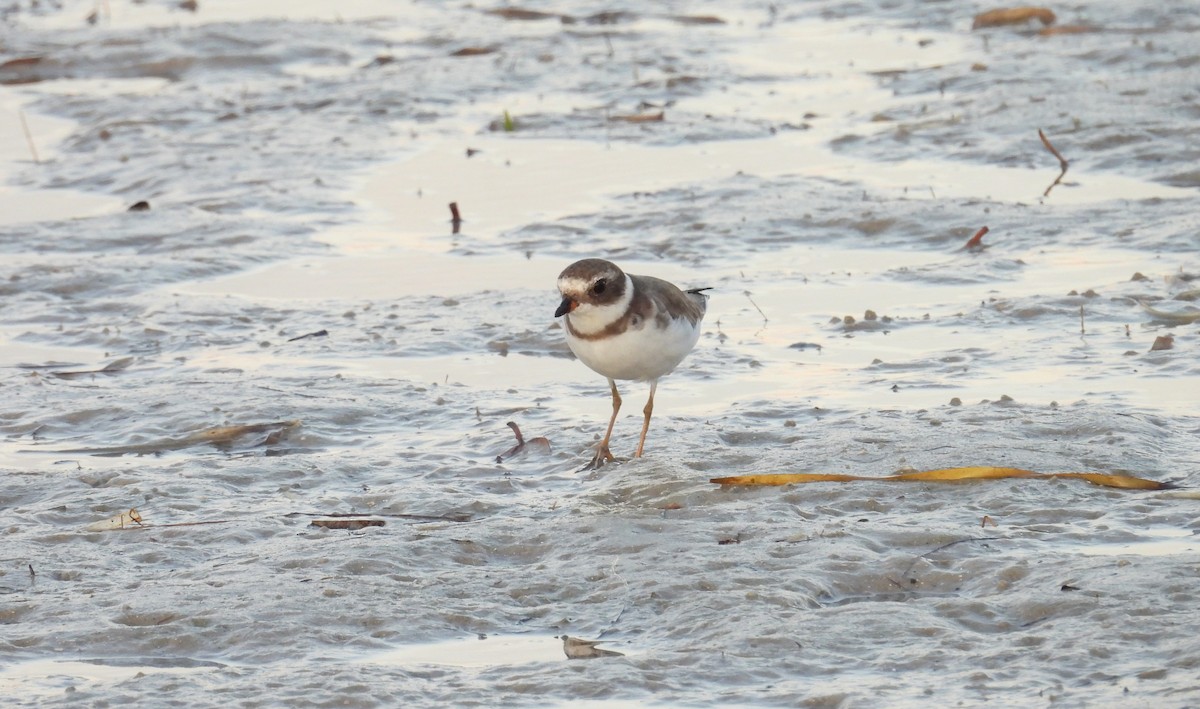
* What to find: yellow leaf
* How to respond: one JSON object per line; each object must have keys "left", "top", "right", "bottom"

{"left": 1050, "top": 472, "right": 1166, "bottom": 490}
{"left": 894, "top": 466, "right": 1038, "bottom": 481}
{"left": 711, "top": 466, "right": 1168, "bottom": 491}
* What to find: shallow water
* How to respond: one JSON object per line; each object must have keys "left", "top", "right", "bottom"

{"left": 1, "top": 1, "right": 1198, "bottom": 707}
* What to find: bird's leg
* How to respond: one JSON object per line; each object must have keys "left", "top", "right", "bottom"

{"left": 634, "top": 379, "right": 657, "bottom": 458}
{"left": 587, "top": 378, "right": 621, "bottom": 469}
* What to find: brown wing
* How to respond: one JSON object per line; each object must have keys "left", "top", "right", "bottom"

{"left": 629, "top": 274, "right": 707, "bottom": 327}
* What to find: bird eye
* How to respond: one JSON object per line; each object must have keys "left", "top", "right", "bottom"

{"left": 592, "top": 278, "right": 607, "bottom": 295}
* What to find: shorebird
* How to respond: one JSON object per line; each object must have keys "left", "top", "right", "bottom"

{"left": 555, "top": 258, "right": 708, "bottom": 468}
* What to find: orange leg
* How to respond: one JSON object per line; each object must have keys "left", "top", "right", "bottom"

{"left": 634, "top": 379, "right": 657, "bottom": 458}
{"left": 587, "top": 378, "right": 621, "bottom": 469}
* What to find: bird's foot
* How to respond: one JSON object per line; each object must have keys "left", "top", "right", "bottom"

{"left": 579, "top": 442, "right": 616, "bottom": 471}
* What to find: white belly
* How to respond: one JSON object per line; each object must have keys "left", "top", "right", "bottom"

{"left": 565, "top": 315, "right": 701, "bottom": 381}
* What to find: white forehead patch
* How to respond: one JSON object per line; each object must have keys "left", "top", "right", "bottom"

{"left": 557, "top": 276, "right": 594, "bottom": 295}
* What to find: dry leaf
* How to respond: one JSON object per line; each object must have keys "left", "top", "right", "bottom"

{"left": 669, "top": 15, "right": 726, "bottom": 25}
{"left": 1052, "top": 472, "right": 1163, "bottom": 490}
{"left": 1039, "top": 25, "right": 1097, "bottom": 36}
{"left": 609, "top": 111, "right": 665, "bottom": 123}
{"left": 0, "top": 57, "right": 44, "bottom": 70}
{"left": 451, "top": 47, "right": 498, "bottom": 57}
{"left": 485, "top": 8, "right": 562, "bottom": 21}
{"left": 1149, "top": 335, "right": 1174, "bottom": 352}
{"left": 972, "top": 7, "right": 1056, "bottom": 29}
{"left": 310, "top": 519, "right": 385, "bottom": 530}
{"left": 711, "top": 466, "right": 1168, "bottom": 491}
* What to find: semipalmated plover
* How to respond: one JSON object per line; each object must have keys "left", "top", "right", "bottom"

{"left": 554, "top": 258, "right": 709, "bottom": 468}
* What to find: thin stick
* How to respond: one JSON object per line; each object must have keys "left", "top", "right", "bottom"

{"left": 286, "top": 329, "right": 328, "bottom": 342}
{"left": 1038, "top": 128, "right": 1068, "bottom": 197}
{"left": 902, "top": 537, "right": 1002, "bottom": 578}
{"left": 449, "top": 202, "right": 463, "bottom": 234}
{"left": 110, "top": 520, "right": 232, "bottom": 531}
{"left": 744, "top": 291, "right": 768, "bottom": 323}
{"left": 1079, "top": 305, "right": 1085, "bottom": 335}
{"left": 18, "top": 109, "right": 39, "bottom": 164}
{"left": 288, "top": 511, "right": 472, "bottom": 523}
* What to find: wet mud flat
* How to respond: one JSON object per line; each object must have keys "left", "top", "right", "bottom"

{"left": 1, "top": 1, "right": 1199, "bottom": 707}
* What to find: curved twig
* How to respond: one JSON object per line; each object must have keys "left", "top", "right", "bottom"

{"left": 1039, "top": 128, "right": 1069, "bottom": 197}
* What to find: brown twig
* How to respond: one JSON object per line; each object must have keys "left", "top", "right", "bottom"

{"left": 288, "top": 511, "right": 472, "bottom": 523}
{"left": 1038, "top": 128, "right": 1069, "bottom": 197}
{"left": 973, "top": 7, "right": 1056, "bottom": 30}
{"left": 449, "top": 202, "right": 463, "bottom": 234}
{"left": 18, "top": 109, "right": 39, "bottom": 164}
